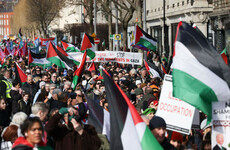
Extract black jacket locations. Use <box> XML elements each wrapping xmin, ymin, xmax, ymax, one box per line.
<box><xmin>18</xmin><ymin>100</ymin><xmax>31</xmax><ymax>116</ymax></box>
<box><xmin>161</xmin><ymin>138</ymin><xmax>177</xmax><ymax>150</ymax></box>
<box><xmin>21</xmin><ymin>82</ymin><xmax>37</xmax><ymax>100</ymax></box>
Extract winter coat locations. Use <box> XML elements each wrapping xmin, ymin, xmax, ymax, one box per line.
<box><xmin>21</xmin><ymin>82</ymin><xmax>37</xmax><ymax>100</ymax></box>
<box><xmin>18</xmin><ymin>100</ymin><xmax>31</xmax><ymax>116</ymax></box>
<box><xmin>12</xmin><ymin>137</ymin><xmax>49</xmax><ymax>150</ymax></box>
<box><xmin>45</xmin><ymin>113</ymin><xmax>101</xmax><ymax>150</ymax></box>
<box><xmin>10</xmin><ymin>88</ymin><xmax>22</xmax><ymax>114</ymax></box>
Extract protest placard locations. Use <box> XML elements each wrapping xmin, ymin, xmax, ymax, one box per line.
<box><xmin>156</xmin><ymin>74</ymin><xmax>195</xmax><ymax>135</ymax></box>
<box><xmin>69</xmin><ymin>51</ymin><xmax>143</xmax><ymax>65</ymax></box>
<box><xmin>212</xmin><ymin>101</ymin><xmax>230</xmax><ymax>150</ymax></box>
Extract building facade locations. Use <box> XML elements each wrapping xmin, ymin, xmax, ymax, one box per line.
<box><xmin>146</xmin><ymin>0</ymin><xmax>213</xmax><ymax>57</ymax></box>
<box><xmin>209</xmin><ymin>0</ymin><xmax>230</xmax><ymax>52</ymax></box>
<box><xmin>0</xmin><ymin>10</ymin><xmax>13</xmax><ymax>39</ymax></box>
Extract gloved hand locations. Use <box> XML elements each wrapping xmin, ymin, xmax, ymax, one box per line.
<box><xmin>59</xmin><ymin>107</ymin><xmax>69</xmax><ymax>115</ymax></box>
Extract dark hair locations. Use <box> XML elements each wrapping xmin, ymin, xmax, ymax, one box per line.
<box><xmin>20</xmin><ymin>117</ymin><xmax>44</xmax><ymax>137</ymax></box>
<box><xmin>12</xmin><ymin>80</ymin><xmax>21</xmax><ymax>87</ymax></box>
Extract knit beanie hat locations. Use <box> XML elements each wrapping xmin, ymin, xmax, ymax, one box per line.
<box><xmin>149</xmin><ymin>116</ymin><xmax>166</xmax><ymax>130</ymax></box>
<box><xmin>147</xmin><ymin>97</ymin><xmax>158</xmax><ymax>106</ymax></box>
<box><xmin>171</xmin><ymin>131</ymin><xmax>183</xmax><ymax>143</ymax></box>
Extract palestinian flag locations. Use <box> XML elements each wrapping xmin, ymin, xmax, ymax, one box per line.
<box><xmin>85</xmin><ymin>93</ymin><xmax>110</xmax><ymax>140</ymax></box>
<box><xmin>133</xmin><ymin>25</ymin><xmax>157</xmax><ymax>51</ymax></box>
<box><xmin>4</xmin><ymin>47</ymin><xmax>10</xmax><ymax>56</ymax></box>
<box><xmin>29</xmin><ymin>50</ymin><xmax>52</xmax><ymax>68</ymax></box>
<box><xmin>80</xmin><ymin>33</ymin><xmax>95</xmax><ymax>59</ymax></box>
<box><xmin>40</xmin><ymin>37</ymin><xmax>55</xmax><ymax>46</ymax></box>
<box><xmin>56</xmin><ymin>45</ymin><xmax>80</xmax><ymax>66</ymax></box>
<box><xmin>47</xmin><ymin>42</ymin><xmax>79</xmax><ymax>70</ymax></box>
<box><xmin>102</xmin><ymin>69</ymin><xmax>163</xmax><ymax>150</ymax></box>
<box><xmin>220</xmin><ymin>47</ymin><xmax>228</xmax><ymax>65</ymax></box>
<box><xmin>172</xmin><ymin>22</ymin><xmax>230</xmax><ymax>123</ymax></box>
<box><xmin>72</xmin><ymin>50</ymin><xmax>87</xmax><ymax>90</ymax></box>
<box><xmin>15</xmin><ymin>62</ymin><xmax>27</xmax><ymax>84</ymax></box>
<box><xmin>144</xmin><ymin>60</ymin><xmax>163</xmax><ymax>79</ymax></box>
<box><xmin>61</xmin><ymin>41</ymin><xmax>79</xmax><ymax>52</ymax></box>
<box><xmin>161</xmin><ymin>64</ymin><xmax>167</xmax><ymax>74</ymax></box>
<box><xmin>88</xmin><ymin>61</ymin><xmax>96</xmax><ymax>72</ymax></box>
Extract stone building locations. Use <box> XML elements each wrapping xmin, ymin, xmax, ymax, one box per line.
<box><xmin>146</xmin><ymin>0</ymin><xmax>213</xmax><ymax>57</ymax></box>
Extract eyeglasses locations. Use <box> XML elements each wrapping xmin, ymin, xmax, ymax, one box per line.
<box><xmin>97</xmin><ymin>82</ymin><xmax>101</xmax><ymax>85</ymax></box>
<box><xmin>77</xmin><ymin>94</ymin><xmax>83</xmax><ymax>97</ymax></box>
<box><xmin>52</xmin><ymin>76</ymin><xmax>57</xmax><ymax>77</ymax></box>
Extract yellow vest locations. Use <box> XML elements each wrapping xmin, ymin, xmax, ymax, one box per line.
<box><xmin>2</xmin><ymin>80</ymin><xmax>12</xmax><ymax>98</ymax></box>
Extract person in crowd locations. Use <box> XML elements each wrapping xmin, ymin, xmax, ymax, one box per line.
<box><xmin>149</xmin><ymin>116</ymin><xmax>176</xmax><ymax>150</ymax></box>
<box><xmin>33</xmin><ymin>81</ymin><xmax>46</xmax><ymax>104</ymax></box>
<box><xmin>50</xmin><ymin>72</ymin><xmax>60</xmax><ymax>88</ymax></box>
<box><xmin>18</xmin><ymin>92</ymin><xmax>31</xmax><ymax>116</ymax></box>
<box><xmin>139</xmin><ymin>87</ymin><xmax>156</xmax><ymax>111</ymax></box>
<box><xmin>21</xmin><ymin>75</ymin><xmax>37</xmax><ymax>101</ymax></box>
<box><xmin>142</xmin><ymin>107</ymin><xmax>155</xmax><ymax>121</ymax></box>
<box><xmin>0</xmin><ymin>70</ymin><xmax>13</xmax><ymax>112</ymax></box>
<box><xmin>10</xmin><ymin>80</ymin><xmax>23</xmax><ymax>114</ymax></box>
<box><xmin>134</xmin><ymin>88</ymin><xmax>144</xmax><ymax>111</ymax></box>
<box><xmin>48</xmin><ymin>89</ymin><xmax>67</xmax><ymax>111</ymax></box>
<box><xmin>31</xmin><ymin>102</ymin><xmax>49</xmax><ymax>123</ymax></box>
<box><xmin>36</xmin><ymin>83</ymin><xmax>50</xmax><ymax>104</ymax></box>
<box><xmin>170</xmin><ymin>131</ymin><xmax>183</xmax><ymax>150</ymax></box>
<box><xmin>45</xmin><ymin>107</ymin><xmax>101</xmax><ymax>150</ymax></box>
<box><xmin>62</xmin><ymin>81</ymin><xmax>72</xmax><ymax>93</ymax></box>
<box><xmin>201</xmin><ymin>140</ymin><xmax>211</xmax><ymax>150</ymax></box>
<box><xmin>12</xmin><ymin>117</ymin><xmax>51</xmax><ymax>150</ymax></box>
<box><xmin>1</xmin><ymin>124</ymin><xmax>18</xmax><ymax>150</ymax></box>
<box><xmin>47</xmin><ymin>84</ymin><xmax>56</xmax><ymax>99</ymax></box>
<box><xmin>0</xmin><ymin>99</ymin><xmax>11</xmax><ymax>139</ymax></box>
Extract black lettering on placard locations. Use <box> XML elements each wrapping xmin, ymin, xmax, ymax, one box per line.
<box><xmin>131</xmin><ymin>59</ymin><xmax>139</xmax><ymax>63</ymax></box>
<box><xmin>117</xmin><ymin>52</ymin><xmax>125</xmax><ymax>58</ymax></box>
<box><xmin>225</xmin><ymin>102</ymin><xmax>230</xmax><ymax>108</ymax></box>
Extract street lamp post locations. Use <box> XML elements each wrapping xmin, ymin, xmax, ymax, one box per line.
<box><xmin>94</xmin><ymin>0</ymin><xmax>97</xmax><ymax>51</ymax></box>
<box><xmin>143</xmin><ymin>0</ymin><xmax>147</xmax><ymax>61</ymax></box>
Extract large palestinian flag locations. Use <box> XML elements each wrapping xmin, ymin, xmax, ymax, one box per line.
<box><xmin>71</xmin><ymin>51</ymin><xmax>87</xmax><ymax>90</ymax></box>
<box><xmin>47</xmin><ymin>42</ymin><xmax>79</xmax><ymax>70</ymax></box>
<box><xmin>15</xmin><ymin>62</ymin><xmax>27</xmax><ymax>84</ymax></box>
<box><xmin>103</xmin><ymin>69</ymin><xmax>162</xmax><ymax>150</ymax></box>
<box><xmin>29</xmin><ymin>50</ymin><xmax>52</xmax><ymax>68</ymax></box>
<box><xmin>85</xmin><ymin>93</ymin><xmax>110</xmax><ymax>140</ymax></box>
<box><xmin>61</xmin><ymin>41</ymin><xmax>79</xmax><ymax>52</ymax></box>
<box><xmin>80</xmin><ymin>33</ymin><xmax>95</xmax><ymax>59</ymax></box>
<box><xmin>133</xmin><ymin>25</ymin><xmax>157</xmax><ymax>51</ymax></box>
<box><xmin>172</xmin><ymin>21</ymin><xmax>230</xmax><ymax>123</ymax></box>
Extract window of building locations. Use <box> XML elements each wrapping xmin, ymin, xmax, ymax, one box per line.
<box><xmin>4</xmin><ymin>20</ymin><xmax>5</xmax><ymax>25</ymax></box>
<box><xmin>7</xmin><ymin>28</ymin><xmax>9</xmax><ymax>35</ymax></box>
<box><xmin>6</xmin><ymin>20</ymin><xmax>8</xmax><ymax>25</ymax></box>
<box><xmin>182</xmin><ymin>1</ymin><xmax>184</xmax><ymax>5</ymax></box>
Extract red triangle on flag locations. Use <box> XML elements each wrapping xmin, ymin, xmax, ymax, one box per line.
<box><xmin>80</xmin><ymin>34</ymin><xmax>93</xmax><ymax>51</ymax></box>
<box><xmin>15</xmin><ymin>62</ymin><xmax>27</xmax><ymax>83</ymax></box>
<box><xmin>88</xmin><ymin>61</ymin><xmax>96</xmax><ymax>72</ymax></box>
<box><xmin>47</xmin><ymin>42</ymin><xmax>58</xmax><ymax>58</ymax></box>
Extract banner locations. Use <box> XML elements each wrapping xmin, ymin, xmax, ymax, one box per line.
<box><xmin>156</xmin><ymin>74</ymin><xmax>195</xmax><ymax>135</ymax></box>
<box><xmin>212</xmin><ymin>101</ymin><xmax>230</xmax><ymax>150</ymax></box>
<box><xmin>69</xmin><ymin>51</ymin><xmax>143</xmax><ymax>65</ymax></box>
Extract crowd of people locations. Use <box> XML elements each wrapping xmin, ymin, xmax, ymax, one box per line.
<box><xmin>0</xmin><ymin>51</ymin><xmax>212</xmax><ymax>150</ymax></box>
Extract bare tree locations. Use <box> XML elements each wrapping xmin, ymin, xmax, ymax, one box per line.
<box><xmin>66</xmin><ymin>0</ymin><xmax>94</xmax><ymax>34</ymax></box>
<box><xmin>26</xmin><ymin>0</ymin><xmax>66</xmax><ymax>38</ymax></box>
<box><xmin>98</xmin><ymin>0</ymin><xmax>113</xmax><ymax>50</ymax></box>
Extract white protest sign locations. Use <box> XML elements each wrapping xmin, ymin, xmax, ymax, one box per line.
<box><xmin>68</xmin><ymin>51</ymin><xmax>143</xmax><ymax>65</ymax></box>
<box><xmin>156</xmin><ymin>74</ymin><xmax>195</xmax><ymax>135</ymax></box>
<box><xmin>212</xmin><ymin>101</ymin><xmax>230</xmax><ymax>150</ymax></box>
